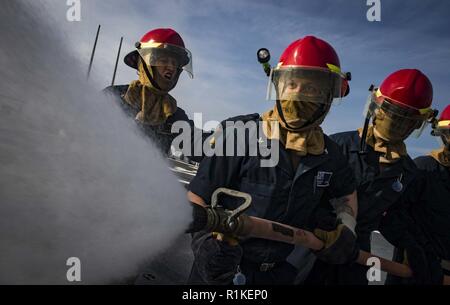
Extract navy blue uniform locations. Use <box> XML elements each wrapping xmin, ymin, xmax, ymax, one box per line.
<box><xmin>381</xmin><ymin>156</ymin><xmax>450</xmax><ymax>284</ymax></box>
<box><xmin>306</xmin><ymin>130</ymin><xmax>418</xmax><ymax>285</ymax></box>
<box><xmin>412</xmin><ymin>156</ymin><xmax>450</xmax><ymax>265</ymax></box>
<box><xmin>188</xmin><ymin>114</ymin><xmax>356</xmax><ymax>285</ymax></box>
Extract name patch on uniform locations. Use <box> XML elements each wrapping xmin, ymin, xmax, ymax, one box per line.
<box><xmin>315</xmin><ymin>171</ymin><xmax>333</xmax><ymax>187</ymax></box>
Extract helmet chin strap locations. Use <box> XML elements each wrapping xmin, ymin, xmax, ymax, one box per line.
<box><xmin>138</xmin><ymin>55</ymin><xmax>162</xmax><ymax>90</ymax></box>
<box><xmin>442</xmin><ymin>135</ymin><xmax>450</xmax><ymax>149</ymax></box>
<box><xmin>276</xmin><ymin>100</ymin><xmax>296</xmax><ymax>130</ymax></box>
<box><xmin>359</xmin><ymin>112</ymin><xmax>371</xmax><ymax>155</ymax></box>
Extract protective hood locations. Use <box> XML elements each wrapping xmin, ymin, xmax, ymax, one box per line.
<box><xmin>123</xmin><ymin>60</ymin><xmax>177</xmax><ymax>126</ymax></box>
<box><xmin>358</xmin><ymin>125</ymin><xmax>407</xmax><ymax>164</ymax></box>
<box><xmin>430</xmin><ymin>146</ymin><xmax>450</xmax><ymax>167</ymax></box>
<box><xmin>262</xmin><ymin>101</ymin><xmax>328</xmax><ymax>156</ymax></box>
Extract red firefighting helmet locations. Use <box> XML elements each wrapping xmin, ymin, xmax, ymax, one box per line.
<box><xmin>124</xmin><ymin>28</ymin><xmax>193</xmax><ymax>78</ymax></box>
<box><xmin>267</xmin><ymin>35</ymin><xmax>350</xmax><ymax>103</ymax></box>
<box><xmin>366</xmin><ymin>69</ymin><xmax>435</xmax><ymax>140</ymax></box>
<box><xmin>432</xmin><ymin>104</ymin><xmax>450</xmax><ymax>142</ymax></box>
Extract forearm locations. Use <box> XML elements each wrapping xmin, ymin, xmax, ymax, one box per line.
<box><xmin>188</xmin><ymin>190</ymin><xmax>207</xmax><ymax>206</ymax></box>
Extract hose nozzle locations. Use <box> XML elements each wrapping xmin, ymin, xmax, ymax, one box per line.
<box><xmin>186</xmin><ymin>188</ymin><xmax>252</xmax><ymax>235</ymax></box>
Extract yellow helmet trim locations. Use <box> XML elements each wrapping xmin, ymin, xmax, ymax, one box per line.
<box><xmin>375</xmin><ymin>88</ymin><xmax>383</xmax><ymax>98</ymax></box>
<box><xmin>376</xmin><ymin>88</ymin><xmax>431</xmax><ymax>114</ymax></box>
<box><xmin>419</xmin><ymin>107</ymin><xmax>432</xmax><ymax>115</ymax></box>
<box><xmin>139</xmin><ymin>41</ymin><xmax>163</xmax><ymax>49</ymax></box>
<box><xmin>326</xmin><ymin>63</ymin><xmax>341</xmax><ymax>74</ymax></box>
<box><xmin>438</xmin><ymin>120</ymin><xmax>450</xmax><ymax>128</ymax></box>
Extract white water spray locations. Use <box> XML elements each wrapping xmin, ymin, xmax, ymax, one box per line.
<box><xmin>0</xmin><ymin>0</ymin><xmax>190</xmax><ymax>284</ymax></box>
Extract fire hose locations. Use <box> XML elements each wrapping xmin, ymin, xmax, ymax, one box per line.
<box><xmin>188</xmin><ymin>187</ymin><xmax>450</xmax><ymax>285</ymax></box>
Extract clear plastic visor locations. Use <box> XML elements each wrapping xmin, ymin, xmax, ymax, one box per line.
<box><xmin>364</xmin><ymin>92</ymin><xmax>433</xmax><ymax>139</ymax></box>
<box><xmin>433</xmin><ymin>126</ymin><xmax>450</xmax><ymax>142</ymax></box>
<box><xmin>138</xmin><ymin>43</ymin><xmax>193</xmax><ymax>78</ymax></box>
<box><xmin>266</xmin><ymin>67</ymin><xmax>343</xmax><ymax>104</ymax></box>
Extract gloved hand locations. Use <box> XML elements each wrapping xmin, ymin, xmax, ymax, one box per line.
<box><xmin>192</xmin><ymin>232</ymin><xmax>243</xmax><ymax>285</ymax></box>
<box><xmin>403</xmin><ymin>243</ymin><xmax>444</xmax><ymax>285</ymax></box>
<box><xmin>313</xmin><ymin>221</ymin><xmax>359</xmax><ymax>265</ymax></box>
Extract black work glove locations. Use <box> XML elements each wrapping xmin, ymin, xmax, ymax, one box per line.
<box><xmin>403</xmin><ymin>242</ymin><xmax>444</xmax><ymax>285</ymax></box>
<box><xmin>192</xmin><ymin>232</ymin><xmax>243</xmax><ymax>285</ymax></box>
<box><xmin>313</xmin><ymin>220</ymin><xmax>359</xmax><ymax>265</ymax></box>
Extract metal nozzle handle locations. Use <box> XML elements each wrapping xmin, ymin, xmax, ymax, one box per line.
<box><xmin>211</xmin><ymin>187</ymin><xmax>252</xmax><ymax>220</ymax></box>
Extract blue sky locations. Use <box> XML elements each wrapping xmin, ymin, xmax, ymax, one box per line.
<box><xmin>51</xmin><ymin>0</ymin><xmax>450</xmax><ymax>157</ymax></box>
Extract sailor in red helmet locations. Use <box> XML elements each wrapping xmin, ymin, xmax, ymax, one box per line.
<box><xmin>187</xmin><ymin>36</ymin><xmax>358</xmax><ymax>285</ymax></box>
<box><xmin>380</xmin><ymin>104</ymin><xmax>450</xmax><ymax>285</ymax></box>
<box><xmin>105</xmin><ymin>28</ymin><xmax>201</xmax><ymax>160</ymax></box>
<box><xmin>430</xmin><ymin>105</ymin><xmax>450</xmax><ymax>163</ymax></box>
<box><xmin>306</xmin><ymin>69</ymin><xmax>438</xmax><ymax>284</ymax></box>
<box><xmin>104</xmin><ymin>28</ymin><xmax>206</xmax><ymax>285</ymax></box>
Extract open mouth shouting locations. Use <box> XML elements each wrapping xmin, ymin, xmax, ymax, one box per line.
<box><xmin>163</xmin><ymin>70</ymin><xmax>174</xmax><ymax>80</ymax></box>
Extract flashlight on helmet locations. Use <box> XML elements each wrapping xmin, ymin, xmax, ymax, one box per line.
<box><xmin>257</xmin><ymin>48</ymin><xmax>271</xmax><ymax>77</ymax></box>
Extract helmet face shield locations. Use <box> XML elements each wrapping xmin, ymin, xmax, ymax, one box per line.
<box><xmin>364</xmin><ymin>92</ymin><xmax>433</xmax><ymax>141</ymax></box>
<box><xmin>137</xmin><ymin>43</ymin><xmax>193</xmax><ymax>78</ymax></box>
<box><xmin>433</xmin><ymin>125</ymin><xmax>450</xmax><ymax>145</ymax></box>
<box><xmin>267</xmin><ymin>67</ymin><xmax>343</xmax><ymax>104</ymax></box>
<box><xmin>441</xmin><ymin>129</ymin><xmax>450</xmax><ymax>145</ymax></box>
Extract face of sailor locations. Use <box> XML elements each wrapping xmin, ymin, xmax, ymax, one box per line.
<box><xmin>153</xmin><ymin>56</ymin><xmax>180</xmax><ymax>91</ymax></box>
<box><xmin>278</xmin><ymin>76</ymin><xmax>326</xmax><ymax>101</ymax></box>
